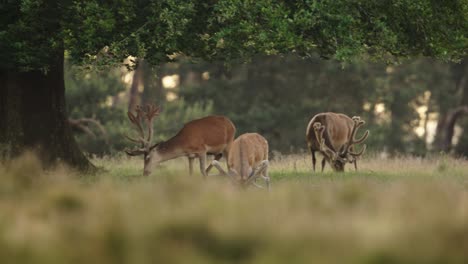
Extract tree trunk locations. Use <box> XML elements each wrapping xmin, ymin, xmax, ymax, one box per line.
<box><xmin>441</xmin><ymin>106</ymin><xmax>468</xmax><ymax>151</ymax></box>
<box><xmin>142</xmin><ymin>61</ymin><xmax>165</xmax><ymax>106</ymax></box>
<box><xmin>128</xmin><ymin>60</ymin><xmax>144</xmax><ymax>112</ymax></box>
<box><xmin>388</xmin><ymin>89</ymin><xmax>406</xmax><ymax>154</ymax></box>
<box><xmin>434</xmin><ymin>112</ymin><xmax>448</xmax><ymax>151</ymax></box>
<box><xmin>0</xmin><ymin>52</ymin><xmax>92</xmax><ymax>171</ymax></box>
<box><xmin>434</xmin><ymin>59</ymin><xmax>468</xmax><ymax>152</ymax></box>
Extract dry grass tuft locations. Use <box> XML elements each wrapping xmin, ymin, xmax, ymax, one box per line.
<box><xmin>0</xmin><ymin>153</ymin><xmax>467</xmax><ymax>263</ymax></box>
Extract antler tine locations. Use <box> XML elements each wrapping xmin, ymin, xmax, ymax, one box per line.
<box><xmin>124</xmin><ymin>147</ymin><xmax>147</xmax><ymax>156</ymax></box>
<box><xmin>353</xmin><ymin>130</ymin><xmax>369</xmax><ymax>145</ymax></box>
<box><xmin>125</xmin><ymin>105</ymin><xmax>151</xmax><ymax>148</ymax></box>
<box><xmin>343</xmin><ymin>116</ymin><xmax>369</xmax><ymax>157</ymax></box>
<box><xmin>125</xmin><ymin>105</ymin><xmax>158</xmax><ymax>150</ymax></box>
<box><xmin>348</xmin><ymin>144</ymin><xmax>367</xmax><ymax>156</ymax></box>
<box><xmin>146</xmin><ymin>104</ymin><xmax>161</xmax><ymax>119</ymax></box>
<box><xmin>130</xmin><ymin>106</ymin><xmax>146</xmax><ymax>136</ymax></box>
<box><xmin>313</xmin><ymin>123</ymin><xmax>337</xmax><ymax>161</ymax></box>
<box><xmin>349</xmin><ymin>116</ymin><xmax>369</xmax><ymax>144</ymax></box>
<box><xmin>143</xmin><ymin>104</ymin><xmax>160</xmax><ymax>143</ymax></box>
<box><xmin>124</xmin><ymin>134</ymin><xmax>145</xmax><ymax>144</ymax></box>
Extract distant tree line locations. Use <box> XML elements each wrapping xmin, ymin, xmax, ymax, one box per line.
<box><xmin>2</xmin><ymin>0</ymin><xmax>466</xmax><ymax>169</ymax></box>
<box><xmin>66</xmin><ymin>55</ymin><xmax>468</xmax><ymax>157</ymax></box>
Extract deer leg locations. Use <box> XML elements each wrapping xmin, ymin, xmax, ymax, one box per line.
<box><xmin>321</xmin><ymin>157</ymin><xmax>326</xmax><ymax>172</ymax></box>
<box><xmin>349</xmin><ymin>145</ymin><xmax>358</xmax><ymax>171</ymax></box>
<box><xmin>223</xmin><ymin>150</ymin><xmax>230</xmax><ymax>170</ymax></box>
<box><xmin>246</xmin><ymin>160</ymin><xmax>269</xmax><ymax>189</ymax></box>
<box><xmin>260</xmin><ymin>160</ymin><xmax>270</xmax><ymax>191</ymax></box>
<box><xmin>253</xmin><ymin>161</ymin><xmax>270</xmax><ymax>190</ymax></box>
<box><xmin>205</xmin><ymin>153</ymin><xmax>222</xmax><ymax>175</ymax></box>
<box><xmin>188</xmin><ymin>157</ymin><xmax>195</xmax><ymax>176</ymax></box>
<box><xmin>311</xmin><ymin>149</ymin><xmax>316</xmax><ymax>172</ymax></box>
<box><xmin>249</xmin><ymin>168</ymin><xmax>266</xmax><ymax>189</ymax></box>
<box><xmin>199</xmin><ymin>153</ymin><xmax>208</xmax><ymax>179</ymax></box>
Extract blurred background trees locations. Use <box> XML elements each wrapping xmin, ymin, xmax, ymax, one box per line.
<box><xmin>67</xmin><ymin>55</ymin><xmax>468</xmax><ymax>157</ymax></box>
<box><xmin>2</xmin><ymin>0</ymin><xmax>466</xmax><ymax>167</ymax></box>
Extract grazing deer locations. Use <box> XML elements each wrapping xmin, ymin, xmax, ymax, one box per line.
<box><xmin>306</xmin><ymin>113</ymin><xmax>369</xmax><ymax>172</ymax></box>
<box><xmin>211</xmin><ymin>133</ymin><xmax>270</xmax><ymax>189</ymax></box>
<box><xmin>124</xmin><ymin>104</ymin><xmax>236</xmax><ymax>177</ymax></box>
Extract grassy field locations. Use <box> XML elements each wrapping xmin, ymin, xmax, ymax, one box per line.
<box><xmin>1</xmin><ymin>152</ymin><xmax>468</xmax><ymax>264</ymax></box>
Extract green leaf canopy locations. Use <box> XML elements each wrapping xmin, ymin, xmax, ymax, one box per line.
<box><xmin>1</xmin><ymin>0</ymin><xmax>467</xmax><ymax>71</ymax></box>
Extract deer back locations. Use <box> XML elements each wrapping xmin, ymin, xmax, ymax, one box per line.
<box><xmin>161</xmin><ymin>115</ymin><xmax>236</xmax><ymax>154</ymax></box>
<box><xmin>228</xmin><ymin>133</ymin><xmax>268</xmax><ymax>179</ymax></box>
<box><xmin>306</xmin><ymin>112</ymin><xmax>353</xmax><ymax>152</ymax></box>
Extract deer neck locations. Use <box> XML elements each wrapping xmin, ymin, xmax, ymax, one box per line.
<box><xmin>153</xmin><ymin>137</ymin><xmax>185</xmax><ymax>162</ymax></box>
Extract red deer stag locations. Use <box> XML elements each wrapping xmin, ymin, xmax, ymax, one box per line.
<box><xmin>211</xmin><ymin>133</ymin><xmax>270</xmax><ymax>189</ymax></box>
<box><xmin>306</xmin><ymin>113</ymin><xmax>369</xmax><ymax>172</ymax></box>
<box><xmin>124</xmin><ymin>104</ymin><xmax>236</xmax><ymax>177</ymax></box>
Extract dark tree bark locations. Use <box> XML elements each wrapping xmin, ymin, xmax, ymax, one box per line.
<box><xmin>434</xmin><ymin>112</ymin><xmax>448</xmax><ymax>150</ymax></box>
<box><xmin>441</xmin><ymin>106</ymin><xmax>468</xmax><ymax>151</ymax></box>
<box><xmin>0</xmin><ymin>51</ymin><xmax>92</xmax><ymax>171</ymax></box>
<box><xmin>434</xmin><ymin>59</ymin><xmax>468</xmax><ymax>152</ymax></box>
<box><xmin>128</xmin><ymin>59</ymin><xmax>144</xmax><ymax>112</ymax></box>
<box><xmin>388</xmin><ymin>89</ymin><xmax>406</xmax><ymax>154</ymax></box>
<box><xmin>141</xmin><ymin>61</ymin><xmax>165</xmax><ymax>106</ymax></box>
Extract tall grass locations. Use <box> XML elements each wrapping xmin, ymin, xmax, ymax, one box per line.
<box><xmin>0</xmin><ymin>153</ymin><xmax>468</xmax><ymax>264</ymax></box>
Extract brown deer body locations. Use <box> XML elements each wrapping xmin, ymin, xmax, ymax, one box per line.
<box><xmin>125</xmin><ymin>105</ymin><xmax>236</xmax><ymax>177</ymax></box>
<box><xmin>306</xmin><ymin>112</ymin><xmax>369</xmax><ymax>172</ymax></box>
<box><xmin>211</xmin><ymin>133</ymin><xmax>270</xmax><ymax>189</ymax></box>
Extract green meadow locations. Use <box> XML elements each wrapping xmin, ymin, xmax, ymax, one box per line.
<box><xmin>1</xmin><ymin>153</ymin><xmax>467</xmax><ymax>264</ymax></box>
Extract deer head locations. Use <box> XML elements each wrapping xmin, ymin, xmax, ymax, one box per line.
<box><xmin>212</xmin><ymin>159</ymin><xmax>269</xmax><ymax>188</ymax></box>
<box><xmin>124</xmin><ymin>104</ymin><xmax>160</xmax><ymax>175</ymax></box>
<box><xmin>313</xmin><ymin>116</ymin><xmax>369</xmax><ymax>172</ymax></box>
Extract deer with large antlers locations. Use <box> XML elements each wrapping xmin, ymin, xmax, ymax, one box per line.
<box><xmin>210</xmin><ymin>133</ymin><xmax>270</xmax><ymax>189</ymax></box>
<box><xmin>306</xmin><ymin>113</ymin><xmax>369</xmax><ymax>172</ymax></box>
<box><xmin>125</xmin><ymin>104</ymin><xmax>236</xmax><ymax>177</ymax></box>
